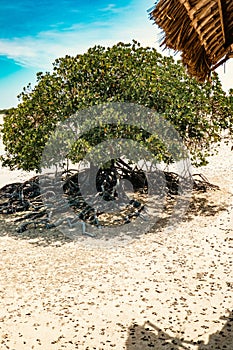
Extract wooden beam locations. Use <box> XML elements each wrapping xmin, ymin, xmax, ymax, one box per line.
<box><xmin>211</xmin><ymin>45</ymin><xmax>233</xmax><ymax>71</ymax></box>
<box><xmin>229</xmin><ymin>44</ymin><xmax>233</xmax><ymax>57</ymax></box>
<box><xmin>196</xmin><ymin>9</ymin><xmax>219</xmax><ymax>32</ymax></box>
<box><xmin>217</xmin><ymin>0</ymin><xmax>226</xmax><ymax>44</ymax></box>
<box><xmin>211</xmin><ymin>53</ymin><xmax>231</xmax><ymax>71</ymax></box>
<box><xmin>180</xmin><ymin>0</ymin><xmax>207</xmax><ymax>20</ymax></box>
<box><xmin>178</xmin><ymin>0</ymin><xmax>212</xmax><ymax>54</ymax></box>
<box><xmin>189</xmin><ymin>0</ymin><xmax>215</xmax><ymax>20</ymax></box>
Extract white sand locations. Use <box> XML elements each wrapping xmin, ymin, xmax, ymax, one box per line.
<box><xmin>0</xmin><ymin>113</ymin><xmax>232</xmax><ymax>349</ymax></box>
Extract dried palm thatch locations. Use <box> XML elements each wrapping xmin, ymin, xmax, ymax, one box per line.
<box><xmin>150</xmin><ymin>0</ymin><xmax>233</xmax><ymax>81</ymax></box>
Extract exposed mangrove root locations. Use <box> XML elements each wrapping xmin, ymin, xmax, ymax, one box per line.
<box><xmin>0</xmin><ymin>161</ymin><xmax>219</xmax><ymax>234</ymax></box>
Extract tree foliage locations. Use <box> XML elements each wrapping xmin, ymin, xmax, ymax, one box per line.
<box><xmin>0</xmin><ymin>109</ymin><xmax>10</xmax><ymax>114</ymax></box>
<box><xmin>1</xmin><ymin>41</ymin><xmax>232</xmax><ymax>171</ymax></box>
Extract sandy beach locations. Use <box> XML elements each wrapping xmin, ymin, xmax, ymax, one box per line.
<box><xmin>0</xmin><ymin>114</ymin><xmax>232</xmax><ymax>349</ymax></box>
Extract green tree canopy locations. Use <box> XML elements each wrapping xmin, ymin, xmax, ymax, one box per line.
<box><xmin>1</xmin><ymin>41</ymin><xmax>232</xmax><ymax>171</ymax></box>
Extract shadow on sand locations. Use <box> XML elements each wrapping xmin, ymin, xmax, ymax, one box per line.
<box><xmin>0</xmin><ymin>172</ymin><xmax>229</xmax><ymax>247</ymax></box>
<box><xmin>126</xmin><ymin>310</ymin><xmax>233</xmax><ymax>349</ymax></box>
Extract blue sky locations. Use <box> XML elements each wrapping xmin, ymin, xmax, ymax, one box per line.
<box><xmin>0</xmin><ymin>0</ymin><xmax>232</xmax><ymax>109</ymax></box>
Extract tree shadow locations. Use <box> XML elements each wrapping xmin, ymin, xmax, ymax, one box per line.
<box><xmin>125</xmin><ymin>310</ymin><xmax>233</xmax><ymax>349</ymax></box>
<box><xmin>149</xmin><ymin>190</ymin><xmax>229</xmax><ymax>234</ymax></box>
<box><xmin>125</xmin><ymin>321</ymin><xmax>182</xmax><ymax>349</ymax></box>
<box><xmin>0</xmin><ymin>191</ymin><xmax>228</xmax><ymax>247</ymax></box>
<box><xmin>199</xmin><ymin>310</ymin><xmax>233</xmax><ymax>350</ymax></box>
<box><xmin>0</xmin><ymin>215</ymin><xmax>73</xmax><ymax>247</ymax></box>
<box><xmin>0</xmin><ymin>172</ymin><xmax>230</xmax><ymax>246</ymax></box>
<box><xmin>185</xmin><ymin>193</ymin><xmax>228</xmax><ymax>220</ymax></box>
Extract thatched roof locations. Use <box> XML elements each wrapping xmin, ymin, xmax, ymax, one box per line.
<box><xmin>150</xmin><ymin>0</ymin><xmax>233</xmax><ymax>81</ymax></box>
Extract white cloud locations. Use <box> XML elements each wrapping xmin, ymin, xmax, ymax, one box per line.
<box><xmin>0</xmin><ymin>16</ymin><xmax>161</xmax><ymax>71</ymax></box>
<box><xmin>0</xmin><ymin>0</ymin><xmax>162</xmax><ymax>72</ymax></box>
<box><xmin>100</xmin><ymin>4</ymin><xmax>117</xmax><ymax>11</ymax></box>
<box><xmin>1</xmin><ymin>22</ymin><xmax>231</xmax><ymax>94</ymax></box>
<box><xmin>1</xmin><ymin>21</ymin><xmax>232</xmax><ymax>94</ymax></box>
<box><xmin>0</xmin><ymin>0</ymin><xmax>231</xmax><ymax>110</ymax></box>
<box><xmin>99</xmin><ymin>3</ymin><xmax>128</xmax><ymax>13</ymax></box>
